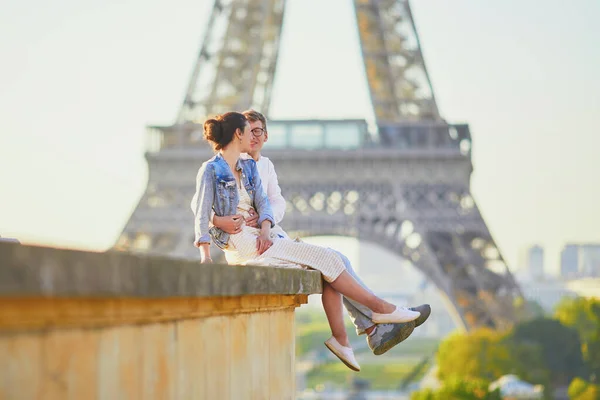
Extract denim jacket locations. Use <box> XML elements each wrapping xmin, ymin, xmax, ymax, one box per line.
<box><xmin>191</xmin><ymin>153</ymin><xmax>275</xmax><ymax>249</ymax></box>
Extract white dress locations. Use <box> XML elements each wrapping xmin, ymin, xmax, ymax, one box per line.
<box><xmin>223</xmin><ymin>183</ymin><xmax>346</xmax><ymax>282</ymax></box>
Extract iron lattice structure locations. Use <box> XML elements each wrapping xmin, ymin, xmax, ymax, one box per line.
<box><xmin>116</xmin><ymin>0</ymin><xmax>524</xmax><ymax>331</ymax></box>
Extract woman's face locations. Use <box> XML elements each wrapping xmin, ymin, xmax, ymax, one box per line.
<box><xmin>238</xmin><ymin>122</ymin><xmax>253</xmax><ymax>153</ymax></box>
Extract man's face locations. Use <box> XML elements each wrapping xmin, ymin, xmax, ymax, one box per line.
<box><xmin>249</xmin><ymin>119</ymin><xmax>268</xmax><ymax>153</ymax></box>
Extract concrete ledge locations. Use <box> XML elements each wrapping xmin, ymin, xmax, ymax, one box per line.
<box><xmin>0</xmin><ymin>295</ymin><xmax>310</xmax><ymax>331</ymax></box>
<box><xmin>0</xmin><ymin>242</ymin><xmax>323</xmax><ymax>298</ymax></box>
<box><xmin>0</xmin><ymin>242</ymin><xmax>311</xmax><ymax>398</ymax></box>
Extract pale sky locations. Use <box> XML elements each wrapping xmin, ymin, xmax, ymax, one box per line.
<box><xmin>0</xmin><ymin>0</ymin><xmax>599</xmax><ymax>276</ymax></box>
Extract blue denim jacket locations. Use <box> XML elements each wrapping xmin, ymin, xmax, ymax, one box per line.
<box><xmin>191</xmin><ymin>153</ymin><xmax>275</xmax><ymax>249</ymax></box>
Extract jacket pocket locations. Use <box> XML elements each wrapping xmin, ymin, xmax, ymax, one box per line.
<box><xmin>217</xmin><ymin>179</ymin><xmax>236</xmax><ymax>200</ymax></box>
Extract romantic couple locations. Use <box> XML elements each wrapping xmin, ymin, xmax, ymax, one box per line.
<box><xmin>191</xmin><ymin>110</ymin><xmax>430</xmax><ymax>371</ymax></box>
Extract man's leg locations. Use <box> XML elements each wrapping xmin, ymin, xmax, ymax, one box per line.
<box><xmin>330</xmin><ymin>249</ymin><xmax>377</xmax><ymax>335</ymax></box>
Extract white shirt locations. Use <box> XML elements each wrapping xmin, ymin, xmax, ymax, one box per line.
<box><xmin>241</xmin><ymin>154</ymin><xmax>286</xmax><ymax>224</ymax></box>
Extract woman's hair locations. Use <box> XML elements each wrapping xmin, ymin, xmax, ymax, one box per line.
<box><xmin>203</xmin><ymin>112</ymin><xmax>248</xmax><ymax>151</ymax></box>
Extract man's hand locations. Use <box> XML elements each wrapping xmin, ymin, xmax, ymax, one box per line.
<box><xmin>245</xmin><ymin>207</ymin><xmax>259</xmax><ymax>228</ymax></box>
<box><xmin>256</xmin><ymin>232</ymin><xmax>273</xmax><ymax>255</ymax></box>
<box><xmin>213</xmin><ymin>214</ymin><xmax>244</xmax><ymax>235</ymax></box>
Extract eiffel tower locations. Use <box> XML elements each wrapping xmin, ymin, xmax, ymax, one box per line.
<box><xmin>115</xmin><ymin>0</ymin><xmax>524</xmax><ymax>331</ymax></box>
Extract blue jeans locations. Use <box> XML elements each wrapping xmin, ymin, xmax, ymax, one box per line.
<box><xmin>331</xmin><ymin>249</ymin><xmax>375</xmax><ymax>335</ymax></box>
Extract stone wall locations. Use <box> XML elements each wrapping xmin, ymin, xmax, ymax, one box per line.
<box><xmin>0</xmin><ymin>242</ymin><xmax>322</xmax><ymax>399</ymax></box>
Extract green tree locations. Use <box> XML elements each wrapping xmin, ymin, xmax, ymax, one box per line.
<box><xmin>504</xmin><ymin>338</ymin><xmax>550</xmax><ymax>386</ymax></box>
<box><xmin>411</xmin><ymin>377</ymin><xmax>501</xmax><ymax>400</ymax></box>
<box><xmin>436</xmin><ymin>328</ymin><xmax>547</xmax><ymax>385</ymax></box>
<box><xmin>436</xmin><ymin>329</ymin><xmax>514</xmax><ymax>382</ymax></box>
<box><xmin>554</xmin><ymin>297</ymin><xmax>600</xmax><ymax>381</ymax></box>
<box><xmin>586</xmin><ymin>329</ymin><xmax>600</xmax><ymax>382</ymax></box>
<box><xmin>554</xmin><ymin>297</ymin><xmax>599</xmax><ymax>344</ymax></box>
<box><xmin>526</xmin><ymin>299</ymin><xmax>547</xmax><ymax>318</ymax></box>
<box><xmin>514</xmin><ymin>296</ymin><xmax>547</xmax><ymax>320</ymax></box>
<box><xmin>509</xmin><ymin>317</ymin><xmax>585</xmax><ymax>386</ymax></box>
<box><xmin>568</xmin><ymin>377</ymin><xmax>600</xmax><ymax>400</ymax></box>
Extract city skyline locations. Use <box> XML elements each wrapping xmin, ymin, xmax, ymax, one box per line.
<box><xmin>1</xmin><ymin>0</ymin><xmax>599</xmax><ymax>276</ymax></box>
<box><xmin>518</xmin><ymin>242</ymin><xmax>600</xmax><ymax>279</ymax></box>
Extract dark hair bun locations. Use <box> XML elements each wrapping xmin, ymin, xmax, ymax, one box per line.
<box><xmin>202</xmin><ymin>112</ymin><xmax>247</xmax><ymax>151</ymax></box>
<box><xmin>203</xmin><ymin>118</ymin><xmax>223</xmax><ymax>144</ymax></box>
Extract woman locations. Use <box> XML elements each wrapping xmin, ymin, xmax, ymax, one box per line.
<box><xmin>191</xmin><ymin>112</ymin><xmax>420</xmax><ymax>371</ymax></box>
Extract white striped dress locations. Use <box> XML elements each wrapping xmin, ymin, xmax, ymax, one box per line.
<box><xmin>223</xmin><ymin>184</ymin><xmax>346</xmax><ymax>282</ymax></box>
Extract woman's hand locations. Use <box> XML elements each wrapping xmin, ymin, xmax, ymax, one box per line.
<box><xmin>245</xmin><ymin>207</ymin><xmax>260</xmax><ymax>228</ymax></box>
<box><xmin>213</xmin><ymin>214</ymin><xmax>244</xmax><ymax>234</ymax></box>
<box><xmin>256</xmin><ymin>232</ymin><xmax>273</xmax><ymax>255</ymax></box>
<box><xmin>199</xmin><ymin>243</ymin><xmax>212</xmax><ymax>264</ymax></box>
<box><xmin>256</xmin><ymin>220</ymin><xmax>273</xmax><ymax>255</ymax></box>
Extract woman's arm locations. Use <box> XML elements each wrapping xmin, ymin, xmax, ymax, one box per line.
<box><xmin>243</xmin><ymin>159</ymin><xmax>285</xmax><ymax>228</ymax></box>
<box><xmin>256</xmin><ymin>219</ymin><xmax>273</xmax><ymax>255</ymax></box>
<box><xmin>266</xmin><ymin>158</ymin><xmax>286</xmax><ymax>224</ymax></box>
<box><xmin>198</xmin><ymin>243</ymin><xmax>212</xmax><ymax>263</ymax></box>
<box><xmin>250</xmin><ymin>160</ymin><xmax>275</xmax><ymax>255</ymax></box>
<box><xmin>250</xmin><ymin>161</ymin><xmax>275</xmax><ymax>228</ymax></box>
<box><xmin>191</xmin><ymin>163</ymin><xmax>216</xmax><ymax>248</ymax></box>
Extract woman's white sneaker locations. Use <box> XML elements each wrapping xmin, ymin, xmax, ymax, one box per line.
<box><xmin>371</xmin><ymin>306</ymin><xmax>420</xmax><ymax>324</ymax></box>
<box><xmin>324</xmin><ymin>336</ymin><xmax>361</xmax><ymax>372</ymax></box>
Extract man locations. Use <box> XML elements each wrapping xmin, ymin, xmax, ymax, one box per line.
<box><xmin>212</xmin><ymin>110</ymin><xmax>431</xmax><ymax>355</ymax></box>
<box><xmin>211</xmin><ymin>109</ymin><xmax>286</xmax><ymax>235</ymax></box>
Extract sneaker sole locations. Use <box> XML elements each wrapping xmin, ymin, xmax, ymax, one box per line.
<box><xmin>413</xmin><ymin>305</ymin><xmax>432</xmax><ymax>328</ymax></box>
<box><xmin>324</xmin><ymin>342</ymin><xmax>361</xmax><ymax>371</ymax></box>
<box><xmin>372</xmin><ymin>321</ymin><xmax>415</xmax><ymax>356</ymax></box>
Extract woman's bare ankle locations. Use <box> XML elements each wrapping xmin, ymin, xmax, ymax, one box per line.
<box><xmin>334</xmin><ymin>334</ymin><xmax>350</xmax><ymax>347</ymax></box>
<box><xmin>373</xmin><ymin>300</ymin><xmax>395</xmax><ymax>314</ymax></box>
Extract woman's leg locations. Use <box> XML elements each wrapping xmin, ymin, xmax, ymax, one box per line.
<box><xmin>329</xmin><ymin>271</ymin><xmax>396</xmax><ymax>315</ymax></box>
<box><xmin>322</xmin><ymin>281</ymin><xmax>350</xmax><ymax>347</ymax></box>
<box><xmin>254</xmin><ymin>238</ymin><xmax>418</xmax><ymax>321</ymax></box>
<box><xmin>330</xmin><ymin>249</ymin><xmax>376</xmax><ymax>335</ymax></box>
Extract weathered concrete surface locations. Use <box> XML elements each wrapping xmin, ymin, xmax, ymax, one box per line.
<box><xmin>0</xmin><ymin>242</ymin><xmax>323</xmax><ymax>297</ymax></box>
<box><xmin>0</xmin><ymin>242</ymin><xmax>320</xmax><ymax>399</ymax></box>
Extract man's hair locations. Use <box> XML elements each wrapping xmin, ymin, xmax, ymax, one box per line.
<box><xmin>242</xmin><ymin>109</ymin><xmax>267</xmax><ymax>130</ymax></box>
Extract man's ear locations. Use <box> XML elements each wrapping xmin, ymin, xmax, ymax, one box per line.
<box><xmin>264</xmin><ymin>132</ymin><xmax>268</xmax><ymax>143</ymax></box>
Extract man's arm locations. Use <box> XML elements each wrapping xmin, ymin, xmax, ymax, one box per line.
<box><xmin>213</xmin><ymin>214</ymin><xmax>244</xmax><ymax>234</ymax></box>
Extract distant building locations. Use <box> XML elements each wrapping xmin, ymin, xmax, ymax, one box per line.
<box><xmin>526</xmin><ymin>245</ymin><xmax>545</xmax><ymax>280</ymax></box>
<box><xmin>489</xmin><ymin>375</ymin><xmax>543</xmax><ymax>399</ymax></box>
<box><xmin>516</xmin><ymin>274</ymin><xmax>600</xmax><ymax>313</ymax></box>
<box><xmin>520</xmin><ymin>279</ymin><xmax>578</xmax><ymax>312</ymax></box>
<box><xmin>565</xmin><ymin>278</ymin><xmax>600</xmax><ymax>299</ymax></box>
<box><xmin>560</xmin><ymin>244</ymin><xmax>600</xmax><ymax>279</ymax></box>
<box><xmin>580</xmin><ymin>244</ymin><xmax>600</xmax><ymax>277</ymax></box>
<box><xmin>561</xmin><ymin>245</ymin><xmax>579</xmax><ymax>278</ymax></box>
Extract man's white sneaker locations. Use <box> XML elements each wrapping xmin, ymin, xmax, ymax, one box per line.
<box><xmin>371</xmin><ymin>306</ymin><xmax>420</xmax><ymax>324</ymax></box>
<box><xmin>324</xmin><ymin>336</ymin><xmax>361</xmax><ymax>371</ymax></box>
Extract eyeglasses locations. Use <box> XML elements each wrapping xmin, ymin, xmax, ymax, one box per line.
<box><xmin>251</xmin><ymin>127</ymin><xmax>266</xmax><ymax>137</ymax></box>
